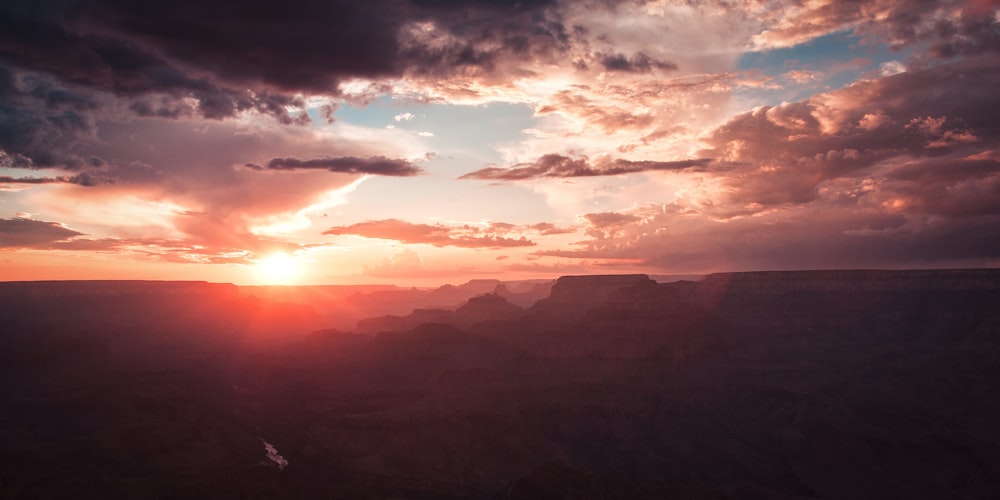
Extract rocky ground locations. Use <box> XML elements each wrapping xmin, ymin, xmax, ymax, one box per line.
<box><xmin>1</xmin><ymin>270</ymin><xmax>999</xmax><ymax>498</ymax></box>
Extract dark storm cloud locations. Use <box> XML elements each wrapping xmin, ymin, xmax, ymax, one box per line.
<box><xmin>0</xmin><ymin>1</ymin><xmax>396</xmax><ymax>93</ymax></box>
<box><xmin>0</xmin><ymin>81</ymin><xmax>124</xmax><ymax>170</ymax></box>
<box><xmin>877</xmin><ymin>0</ymin><xmax>1000</xmax><ymax>58</ymax></box>
<box><xmin>0</xmin><ymin>65</ymin><xmax>101</xmax><ymax>168</ymax></box>
<box><xmin>0</xmin><ymin>106</ymin><xmax>95</xmax><ymax>169</ymax></box>
<box><xmin>460</xmin><ymin>154</ymin><xmax>711</xmax><ymax>180</ymax></box>
<box><xmin>398</xmin><ymin>0</ymin><xmax>573</xmax><ymax>83</ymax></box>
<box><xmin>0</xmin><ymin>152</ymin><xmax>32</xmax><ymax>169</ymax></box>
<box><xmin>881</xmin><ymin>153</ymin><xmax>1000</xmax><ymax>218</ymax></box>
<box><xmin>923</xmin><ymin>13</ymin><xmax>1000</xmax><ymax>59</ymax></box>
<box><xmin>0</xmin><ymin>7</ymin><xmax>313</xmax><ymax>124</ymax></box>
<box><xmin>757</xmin><ymin>0</ymin><xmax>1000</xmax><ymax>58</ymax></box>
<box><xmin>0</xmin><ymin>0</ymin><xmax>569</xmax><ymax>98</ymax></box>
<box><xmin>597</xmin><ymin>52</ymin><xmax>677</xmax><ymax>73</ymax></box>
<box><xmin>409</xmin><ymin>0</ymin><xmax>557</xmax><ymax>8</ymax></box>
<box><xmin>324</xmin><ymin>218</ymin><xmax>535</xmax><ymax>248</ymax></box>
<box><xmin>0</xmin><ymin>0</ymin><xmax>577</xmax><ymax>171</ymax></box>
<box><xmin>0</xmin><ymin>173</ymin><xmax>101</xmax><ymax>186</ymax></box>
<box><xmin>128</xmin><ymin>97</ymin><xmax>194</xmax><ymax>119</ymax></box>
<box><xmin>248</xmin><ymin>157</ymin><xmax>422</xmax><ymax>176</ymax></box>
<box><xmin>0</xmin><ymin>217</ymin><xmax>83</xmax><ymax>248</ymax></box>
<box><xmin>1</xmin><ymin>0</ymin><xmax>993</xmax><ymax>128</ymax></box>
<box><xmin>0</xmin><ymin>176</ymin><xmax>62</xmax><ymax>184</ymax></box>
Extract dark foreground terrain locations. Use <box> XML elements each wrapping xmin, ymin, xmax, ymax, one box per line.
<box><xmin>1</xmin><ymin>270</ymin><xmax>999</xmax><ymax>499</ymax></box>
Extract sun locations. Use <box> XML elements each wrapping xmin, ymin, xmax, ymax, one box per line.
<box><xmin>253</xmin><ymin>252</ymin><xmax>303</xmax><ymax>285</ymax></box>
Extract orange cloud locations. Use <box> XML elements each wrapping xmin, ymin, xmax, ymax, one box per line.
<box><xmin>324</xmin><ymin>219</ymin><xmax>536</xmax><ymax>248</ymax></box>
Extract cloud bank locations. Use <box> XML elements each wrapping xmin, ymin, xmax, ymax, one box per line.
<box><xmin>461</xmin><ymin>154</ymin><xmax>712</xmax><ymax>180</ymax></box>
<box><xmin>1</xmin><ymin>0</ymin><xmax>998</xmax><ymax>280</ymax></box>
<box><xmin>324</xmin><ymin>219</ymin><xmax>536</xmax><ymax>248</ymax></box>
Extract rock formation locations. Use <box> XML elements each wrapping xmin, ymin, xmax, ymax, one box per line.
<box><xmin>2</xmin><ymin>269</ymin><xmax>999</xmax><ymax>498</ymax></box>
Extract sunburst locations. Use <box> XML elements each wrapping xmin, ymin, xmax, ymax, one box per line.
<box><xmin>253</xmin><ymin>252</ymin><xmax>302</xmax><ymax>285</ymax></box>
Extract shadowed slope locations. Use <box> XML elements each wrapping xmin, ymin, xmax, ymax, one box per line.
<box><xmin>2</xmin><ymin>270</ymin><xmax>999</xmax><ymax>498</ymax></box>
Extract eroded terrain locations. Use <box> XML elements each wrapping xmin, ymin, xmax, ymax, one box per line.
<box><xmin>2</xmin><ymin>270</ymin><xmax>999</xmax><ymax>498</ymax></box>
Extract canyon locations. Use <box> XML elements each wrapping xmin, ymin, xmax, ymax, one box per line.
<box><xmin>1</xmin><ymin>269</ymin><xmax>998</xmax><ymax>498</ymax></box>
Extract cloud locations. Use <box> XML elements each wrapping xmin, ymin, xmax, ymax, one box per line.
<box><xmin>397</xmin><ymin>1</ymin><xmax>572</xmax><ymax>83</ymax></box>
<box><xmin>583</xmin><ymin>212</ymin><xmax>640</xmax><ymax>229</ymax></box>
<box><xmin>6</xmin><ymin>114</ymin><xmax>427</xmax><ymax>263</ymax></box>
<box><xmin>526</xmin><ymin>54</ymin><xmax>1000</xmax><ymax>272</ymax></box>
<box><xmin>3</xmin><ymin>0</ymin><xmax>999</xmax><ymax>277</ymax></box>
<box><xmin>247</xmin><ymin>156</ymin><xmax>422</xmax><ymax>176</ymax></box>
<box><xmin>362</xmin><ymin>249</ymin><xmax>424</xmax><ymax>277</ymax></box>
<box><xmin>0</xmin><ymin>169</ymin><xmax>135</xmax><ymax>188</ymax></box>
<box><xmin>0</xmin><ymin>175</ymin><xmax>71</xmax><ymax>186</ymax></box>
<box><xmin>2</xmin><ymin>0</ymin><xmax>993</xmax><ymax>135</ymax></box>
<box><xmin>699</xmin><ymin>57</ymin><xmax>1000</xmax><ymax>209</ymax></box>
<box><xmin>0</xmin><ymin>66</ymin><xmax>102</xmax><ymax>169</ymax></box>
<box><xmin>597</xmin><ymin>51</ymin><xmax>677</xmax><ymax>73</ymax></box>
<box><xmin>0</xmin><ymin>2</ymin><xmax>390</xmax><ymax>96</ymax></box>
<box><xmin>324</xmin><ymin>218</ymin><xmax>536</xmax><ymax>248</ymax></box>
<box><xmin>0</xmin><ymin>217</ymin><xmax>83</xmax><ymax>248</ymax></box>
<box><xmin>530</xmin><ymin>222</ymin><xmax>575</xmax><ymax>235</ymax></box>
<box><xmin>0</xmin><ymin>1</ymin><xmax>779</xmax><ymax>172</ymax></box>
<box><xmin>534</xmin><ymin>90</ymin><xmax>657</xmax><ymax>132</ymax></box>
<box><xmin>750</xmin><ymin>0</ymin><xmax>1000</xmax><ymax>56</ymax></box>
<box><xmin>534</xmin><ymin>199</ymin><xmax>1000</xmax><ymax>273</ymax></box>
<box><xmin>460</xmin><ymin>154</ymin><xmax>712</xmax><ymax>180</ymax></box>
<box><xmin>0</xmin><ymin>214</ymin><xmax>284</xmax><ymax>263</ymax></box>
<box><xmin>0</xmin><ymin>0</ymin><xmax>590</xmax><ymax>185</ymax></box>
<box><xmin>0</xmin><ymin>0</ymin><xmax>574</xmax><ymax>104</ymax></box>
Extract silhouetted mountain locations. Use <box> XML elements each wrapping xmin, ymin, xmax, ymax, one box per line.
<box><xmin>0</xmin><ymin>280</ymin><xmax>323</xmax><ymax>335</ymax></box>
<box><xmin>356</xmin><ymin>293</ymin><xmax>524</xmax><ymax>333</ymax></box>
<box><xmin>3</xmin><ymin>270</ymin><xmax>1000</xmax><ymax>498</ymax></box>
<box><xmin>493</xmin><ymin>281</ymin><xmax>555</xmax><ymax>308</ymax></box>
<box><xmin>242</xmin><ymin>278</ymin><xmax>552</xmax><ymax>331</ymax></box>
<box><xmin>356</xmin><ymin>307</ymin><xmax>453</xmax><ymax>334</ymax></box>
<box><xmin>530</xmin><ymin>274</ymin><xmax>653</xmax><ymax>318</ymax></box>
<box><xmin>457</xmin><ymin>292</ymin><xmax>523</xmax><ymax>317</ymax></box>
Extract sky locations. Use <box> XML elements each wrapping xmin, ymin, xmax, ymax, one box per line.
<box><xmin>1</xmin><ymin>0</ymin><xmax>999</xmax><ymax>286</ymax></box>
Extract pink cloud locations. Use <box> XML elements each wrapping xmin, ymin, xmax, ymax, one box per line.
<box><xmin>700</xmin><ymin>57</ymin><xmax>1000</xmax><ymax>208</ymax></box>
<box><xmin>461</xmin><ymin>154</ymin><xmax>711</xmax><ymax>181</ymax></box>
<box><xmin>530</xmin><ymin>55</ymin><xmax>1000</xmax><ymax>272</ymax></box>
<box><xmin>324</xmin><ymin>219</ymin><xmax>536</xmax><ymax>248</ymax></box>
<box><xmin>752</xmin><ymin>0</ymin><xmax>1000</xmax><ymax>56</ymax></box>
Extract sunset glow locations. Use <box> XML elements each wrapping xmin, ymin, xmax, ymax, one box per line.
<box><xmin>1</xmin><ymin>1</ymin><xmax>998</xmax><ymax>285</ymax></box>
<box><xmin>3</xmin><ymin>3</ymin><xmax>1000</xmax><ymax>495</ymax></box>
<box><xmin>253</xmin><ymin>252</ymin><xmax>303</xmax><ymax>285</ymax></box>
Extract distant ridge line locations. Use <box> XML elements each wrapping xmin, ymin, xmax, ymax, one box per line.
<box><xmin>0</xmin><ymin>280</ymin><xmax>236</xmax><ymax>297</ymax></box>
<box><xmin>696</xmin><ymin>268</ymin><xmax>1000</xmax><ymax>290</ymax></box>
<box><xmin>1</xmin><ymin>268</ymin><xmax>997</xmax><ymax>292</ymax></box>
